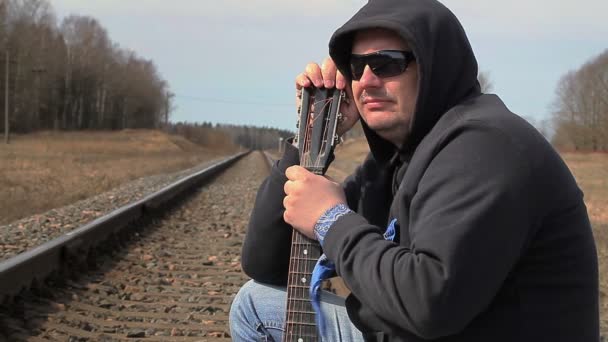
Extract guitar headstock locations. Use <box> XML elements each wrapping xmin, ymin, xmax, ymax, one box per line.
<box><xmin>294</xmin><ymin>87</ymin><xmax>344</xmax><ymax>175</ymax></box>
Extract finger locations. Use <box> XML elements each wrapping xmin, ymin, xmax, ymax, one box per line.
<box><xmin>285</xmin><ymin>165</ymin><xmax>299</xmax><ymax>180</ymax></box>
<box><xmin>336</xmin><ymin>69</ymin><xmax>347</xmax><ymax>90</ymax></box>
<box><xmin>282</xmin><ymin>195</ymin><xmax>290</xmax><ymax>209</ymax></box>
<box><xmin>321</xmin><ymin>57</ymin><xmax>337</xmax><ymax>89</ymax></box>
<box><xmin>286</xmin><ymin>165</ymin><xmax>308</xmax><ymax>180</ymax></box>
<box><xmin>283</xmin><ymin>208</ymin><xmax>293</xmax><ymax>225</ymax></box>
<box><xmin>284</xmin><ymin>180</ymin><xmax>294</xmax><ymax>194</ymax></box>
<box><xmin>305</xmin><ymin>63</ymin><xmax>323</xmax><ymax>88</ymax></box>
<box><xmin>295</xmin><ymin>73</ymin><xmax>312</xmax><ymax>89</ymax></box>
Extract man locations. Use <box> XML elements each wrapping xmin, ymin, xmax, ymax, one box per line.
<box><xmin>230</xmin><ymin>0</ymin><xmax>599</xmax><ymax>341</ymax></box>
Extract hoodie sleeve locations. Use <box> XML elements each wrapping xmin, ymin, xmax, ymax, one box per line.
<box><xmin>240</xmin><ymin>144</ymin><xmax>299</xmax><ymax>285</ymax></box>
<box><xmin>323</xmin><ymin>124</ymin><xmax>535</xmax><ymax>338</ymax></box>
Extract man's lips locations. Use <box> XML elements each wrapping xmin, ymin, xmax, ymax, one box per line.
<box><xmin>362</xmin><ymin>97</ymin><xmax>392</xmax><ymax>106</ymax></box>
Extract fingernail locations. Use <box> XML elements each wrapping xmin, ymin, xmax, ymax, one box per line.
<box><xmin>336</xmin><ymin>79</ymin><xmax>345</xmax><ymax>89</ymax></box>
<box><xmin>324</xmin><ymin>80</ymin><xmax>334</xmax><ymax>88</ymax></box>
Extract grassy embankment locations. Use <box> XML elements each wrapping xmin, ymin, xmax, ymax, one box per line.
<box><xmin>0</xmin><ymin>130</ymin><xmax>238</xmax><ymax>226</ymax></box>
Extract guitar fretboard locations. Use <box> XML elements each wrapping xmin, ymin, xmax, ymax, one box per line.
<box><xmin>284</xmin><ymin>87</ymin><xmax>342</xmax><ymax>342</ymax></box>
<box><xmin>284</xmin><ymin>228</ymin><xmax>322</xmax><ymax>342</ymax></box>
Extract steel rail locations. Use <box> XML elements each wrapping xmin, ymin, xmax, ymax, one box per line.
<box><xmin>0</xmin><ymin>151</ymin><xmax>249</xmax><ymax>302</ymax></box>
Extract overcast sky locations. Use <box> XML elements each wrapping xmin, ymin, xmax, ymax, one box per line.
<box><xmin>51</xmin><ymin>0</ymin><xmax>607</xmax><ymax>131</ymax></box>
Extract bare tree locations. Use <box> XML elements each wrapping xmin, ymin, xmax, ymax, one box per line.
<box><xmin>551</xmin><ymin>49</ymin><xmax>608</xmax><ymax>151</ymax></box>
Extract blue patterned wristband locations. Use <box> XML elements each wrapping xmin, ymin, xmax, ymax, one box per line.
<box><xmin>314</xmin><ymin>204</ymin><xmax>352</xmax><ymax>246</ymax></box>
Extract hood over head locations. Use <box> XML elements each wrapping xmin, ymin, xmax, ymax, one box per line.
<box><xmin>329</xmin><ymin>0</ymin><xmax>481</xmax><ymax>163</ymax></box>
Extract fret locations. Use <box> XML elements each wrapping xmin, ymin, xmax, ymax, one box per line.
<box><xmin>284</xmin><ymin>333</ymin><xmax>319</xmax><ymax>342</ymax></box>
<box><xmin>290</xmin><ymin>246</ymin><xmax>319</xmax><ymax>252</ymax></box>
<box><xmin>286</xmin><ymin>297</ymin><xmax>314</xmax><ymax>303</ymax></box>
<box><xmin>286</xmin><ymin>283</ymin><xmax>314</xmax><ymax>289</ymax></box>
<box><xmin>287</xmin><ymin>271</ymin><xmax>317</xmax><ymax>276</ymax></box>
<box><xmin>285</xmin><ymin>320</ymin><xmax>316</xmax><ymax>325</ymax></box>
<box><xmin>292</xmin><ymin>236</ymin><xmax>319</xmax><ymax>243</ymax></box>
<box><xmin>284</xmin><ymin>332</ymin><xmax>318</xmax><ymax>337</ymax></box>
<box><xmin>285</xmin><ymin>309</ymin><xmax>315</xmax><ymax>315</ymax></box>
<box><xmin>289</xmin><ymin>256</ymin><xmax>320</xmax><ymax>262</ymax></box>
<box><xmin>290</xmin><ymin>241</ymin><xmax>319</xmax><ymax>246</ymax></box>
<box><xmin>285</xmin><ymin>310</ymin><xmax>316</xmax><ymax>316</ymax></box>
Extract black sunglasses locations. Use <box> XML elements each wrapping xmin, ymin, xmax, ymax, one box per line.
<box><xmin>349</xmin><ymin>50</ymin><xmax>416</xmax><ymax>80</ymax></box>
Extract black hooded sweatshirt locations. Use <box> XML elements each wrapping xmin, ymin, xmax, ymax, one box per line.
<box><xmin>241</xmin><ymin>0</ymin><xmax>599</xmax><ymax>341</ymax></box>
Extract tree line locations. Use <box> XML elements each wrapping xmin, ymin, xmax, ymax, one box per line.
<box><xmin>0</xmin><ymin>0</ymin><xmax>172</xmax><ymax>140</ymax></box>
<box><xmin>167</xmin><ymin>122</ymin><xmax>293</xmax><ymax>151</ymax></box>
<box><xmin>551</xmin><ymin>49</ymin><xmax>608</xmax><ymax>151</ymax></box>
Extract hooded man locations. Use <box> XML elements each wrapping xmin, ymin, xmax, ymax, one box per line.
<box><xmin>229</xmin><ymin>0</ymin><xmax>599</xmax><ymax>341</ymax></box>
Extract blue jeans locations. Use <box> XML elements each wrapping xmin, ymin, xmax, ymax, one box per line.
<box><xmin>229</xmin><ymin>279</ymin><xmax>365</xmax><ymax>341</ymax></box>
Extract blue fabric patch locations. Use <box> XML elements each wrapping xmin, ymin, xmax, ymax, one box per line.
<box><xmin>310</xmin><ymin>217</ymin><xmax>397</xmax><ymax>337</ymax></box>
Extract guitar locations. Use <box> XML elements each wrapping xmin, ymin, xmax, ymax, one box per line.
<box><xmin>283</xmin><ymin>86</ymin><xmax>344</xmax><ymax>341</ymax></box>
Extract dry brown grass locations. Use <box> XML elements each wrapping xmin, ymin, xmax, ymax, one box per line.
<box><xmin>0</xmin><ymin>130</ymin><xmax>237</xmax><ymax>226</ymax></box>
<box><xmin>561</xmin><ymin>152</ymin><xmax>608</xmax><ymax>226</ymax></box>
<box><xmin>561</xmin><ymin>152</ymin><xmax>608</xmax><ymax>330</ymax></box>
<box><xmin>325</xmin><ymin>138</ymin><xmax>370</xmax><ymax>181</ymax></box>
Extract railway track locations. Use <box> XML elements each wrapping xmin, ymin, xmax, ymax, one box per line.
<box><xmin>0</xmin><ymin>151</ymin><xmax>270</xmax><ymax>341</ymax></box>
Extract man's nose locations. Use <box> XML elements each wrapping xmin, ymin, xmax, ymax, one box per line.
<box><xmin>358</xmin><ymin>65</ymin><xmax>382</xmax><ymax>88</ymax></box>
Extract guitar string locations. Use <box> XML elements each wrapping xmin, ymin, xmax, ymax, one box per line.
<box><xmin>302</xmin><ymin>96</ymin><xmax>335</xmax><ymax>170</ymax></box>
<box><xmin>315</xmin><ymin>97</ymin><xmax>334</xmax><ymax>171</ymax></box>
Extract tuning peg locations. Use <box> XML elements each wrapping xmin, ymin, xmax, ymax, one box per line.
<box><xmin>334</xmin><ymin>134</ymin><xmax>342</xmax><ymax>145</ymax></box>
<box><xmin>337</xmin><ymin>112</ymin><xmax>344</xmax><ymax>124</ymax></box>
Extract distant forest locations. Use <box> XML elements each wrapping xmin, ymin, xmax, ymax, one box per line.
<box><xmin>168</xmin><ymin>122</ymin><xmax>294</xmax><ymax>151</ymax></box>
<box><xmin>0</xmin><ymin>0</ymin><xmax>172</xmax><ymax>133</ymax></box>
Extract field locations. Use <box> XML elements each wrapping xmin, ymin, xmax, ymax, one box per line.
<box><xmin>561</xmin><ymin>152</ymin><xmax>608</xmax><ymax>330</ymax></box>
<box><xmin>0</xmin><ymin>130</ymin><xmax>237</xmax><ymax>226</ymax></box>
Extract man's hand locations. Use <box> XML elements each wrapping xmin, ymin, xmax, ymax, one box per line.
<box><xmin>295</xmin><ymin>57</ymin><xmax>359</xmax><ymax>136</ymax></box>
<box><xmin>283</xmin><ymin>165</ymin><xmax>347</xmax><ymax>239</ymax></box>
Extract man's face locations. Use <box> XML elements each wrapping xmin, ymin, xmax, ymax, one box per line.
<box><xmin>351</xmin><ymin>29</ymin><xmax>419</xmax><ymax>147</ymax></box>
